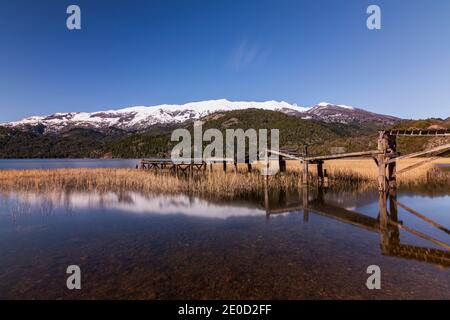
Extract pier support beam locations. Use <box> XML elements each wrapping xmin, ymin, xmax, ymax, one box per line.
<box><xmin>302</xmin><ymin>146</ymin><xmax>309</xmax><ymax>186</ymax></box>
<box><xmin>302</xmin><ymin>161</ymin><xmax>309</xmax><ymax>185</ymax></box>
<box><xmin>264</xmin><ymin>183</ymin><xmax>270</xmax><ymax>219</ymax></box>
<box><xmin>378</xmin><ymin>191</ymin><xmax>389</xmax><ymax>250</ymax></box>
<box><xmin>387</xmin><ymin>135</ymin><xmax>397</xmax><ymax>190</ymax></box>
<box><xmin>317</xmin><ymin>160</ymin><xmax>324</xmax><ymax>185</ymax></box>
<box><xmin>302</xmin><ymin>186</ymin><xmax>309</xmax><ymax>222</ymax></box>
<box><xmin>189</xmin><ymin>164</ymin><xmax>194</xmax><ymax>180</ymax></box>
<box><xmin>377</xmin><ymin>132</ymin><xmax>388</xmax><ymax>192</ymax></box>
<box><xmin>388</xmin><ymin>189</ymin><xmax>400</xmax><ymax>246</ymax></box>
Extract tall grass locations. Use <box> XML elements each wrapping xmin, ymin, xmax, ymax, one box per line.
<box><xmin>0</xmin><ymin>169</ymin><xmax>298</xmax><ymax>198</ymax></box>
<box><xmin>284</xmin><ymin>158</ymin><xmax>450</xmax><ymax>185</ymax></box>
<box><xmin>0</xmin><ymin>157</ymin><xmax>448</xmax><ymax>197</ymax></box>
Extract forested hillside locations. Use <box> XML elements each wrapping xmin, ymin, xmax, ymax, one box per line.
<box><xmin>0</xmin><ymin>110</ymin><xmax>448</xmax><ymax>158</ymax></box>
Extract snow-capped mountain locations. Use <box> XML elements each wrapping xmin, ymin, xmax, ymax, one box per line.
<box><xmin>304</xmin><ymin>102</ymin><xmax>400</xmax><ymax>124</ymax></box>
<box><xmin>1</xmin><ymin>99</ymin><xmax>400</xmax><ymax>134</ymax></box>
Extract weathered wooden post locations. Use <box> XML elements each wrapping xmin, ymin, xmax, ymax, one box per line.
<box><xmin>317</xmin><ymin>160</ymin><xmax>324</xmax><ymax>185</ymax></box>
<box><xmin>264</xmin><ymin>149</ymin><xmax>269</xmax><ymax>184</ymax></box>
<box><xmin>278</xmin><ymin>157</ymin><xmax>286</xmax><ymax>173</ymax></box>
<box><xmin>189</xmin><ymin>163</ymin><xmax>194</xmax><ymax>181</ymax></box>
<box><xmin>208</xmin><ymin>161</ymin><xmax>213</xmax><ymax>173</ymax></box>
<box><xmin>302</xmin><ymin>185</ymin><xmax>309</xmax><ymax>223</ymax></box>
<box><xmin>223</xmin><ymin>160</ymin><xmax>227</xmax><ymax>173</ymax></box>
<box><xmin>264</xmin><ymin>183</ymin><xmax>270</xmax><ymax>218</ymax></box>
<box><xmin>301</xmin><ymin>145</ymin><xmax>309</xmax><ymax>185</ymax></box>
<box><xmin>378</xmin><ymin>190</ymin><xmax>389</xmax><ymax>250</ymax></box>
<box><xmin>387</xmin><ymin>134</ymin><xmax>397</xmax><ymax>190</ymax></box>
<box><xmin>323</xmin><ymin>169</ymin><xmax>329</xmax><ymax>187</ymax></box>
<box><xmin>377</xmin><ymin>131</ymin><xmax>388</xmax><ymax>192</ymax></box>
<box><xmin>388</xmin><ymin>189</ymin><xmax>400</xmax><ymax>246</ymax></box>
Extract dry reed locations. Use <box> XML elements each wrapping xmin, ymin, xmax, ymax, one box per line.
<box><xmin>0</xmin><ymin>157</ymin><xmax>448</xmax><ymax>197</ymax></box>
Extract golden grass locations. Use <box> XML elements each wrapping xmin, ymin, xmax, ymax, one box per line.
<box><xmin>283</xmin><ymin>157</ymin><xmax>450</xmax><ymax>185</ymax></box>
<box><xmin>0</xmin><ymin>157</ymin><xmax>448</xmax><ymax>197</ymax></box>
<box><xmin>323</xmin><ymin>158</ymin><xmax>450</xmax><ymax>181</ymax></box>
<box><xmin>0</xmin><ymin>169</ymin><xmax>298</xmax><ymax>198</ymax></box>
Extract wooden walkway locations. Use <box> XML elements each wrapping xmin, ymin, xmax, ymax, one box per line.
<box><xmin>386</xmin><ymin>129</ymin><xmax>450</xmax><ymax>136</ymax></box>
<box><xmin>264</xmin><ymin>190</ymin><xmax>450</xmax><ymax>267</ymax></box>
<box><xmin>269</xmin><ymin>129</ymin><xmax>450</xmax><ymax>191</ymax></box>
<box><xmin>139</xmin><ymin>129</ymin><xmax>450</xmax><ymax>192</ymax></box>
<box><xmin>136</xmin><ymin>129</ymin><xmax>450</xmax><ymax>263</ymax></box>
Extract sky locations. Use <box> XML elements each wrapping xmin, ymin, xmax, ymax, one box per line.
<box><xmin>1</xmin><ymin>0</ymin><xmax>450</xmax><ymax>122</ymax></box>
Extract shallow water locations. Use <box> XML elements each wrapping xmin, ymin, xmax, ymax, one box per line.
<box><xmin>0</xmin><ymin>159</ymin><xmax>139</xmax><ymax>170</ymax></box>
<box><xmin>0</xmin><ymin>186</ymin><xmax>448</xmax><ymax>299</ymax></box>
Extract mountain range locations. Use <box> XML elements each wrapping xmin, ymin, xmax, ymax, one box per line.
<box><xmin>1</xmin><ymin>99</ymin><xmax>400</xmax><ymax>134</ymax></box>
<box><xmin>1</xmin><ymin>99</ymin><xmax>448</xmax><ymax>159</ymax></box>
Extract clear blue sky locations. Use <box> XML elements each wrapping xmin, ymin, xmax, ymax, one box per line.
<box><xmin>1</xmin><ymin>0</ymin><xmax>449</xmax><ymax>122</ymax></box>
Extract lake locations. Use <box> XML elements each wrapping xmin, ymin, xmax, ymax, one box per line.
<box><xmin>0</xmin><ymin>185</ymin><xmax>448</xmax><ymax>299</ymax></box>
<box><xmin>0</xmin><ymin>159</ymin><xmax>139</xmax><ymax>170</ymax></box>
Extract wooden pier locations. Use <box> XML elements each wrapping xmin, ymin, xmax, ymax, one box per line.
<box><xmin>138</xmin><ymin>129</ymin><xmax>450</xmax><ymax>192</ymax></box>
<box><xmin>263</xmin><ymin>188</ymin><xmax>450</xmax><ymax>267</ymax></box>
<box><xmin>136</xmin><ymin>130</ymin><xmax>450</xmax><ymax>264</ymax></box>
<box><xmin>268</xmin><ymin>129</ymin><xmax>450</xmax><ymax>191</ymax></box>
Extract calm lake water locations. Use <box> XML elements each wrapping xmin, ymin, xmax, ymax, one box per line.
<box><xmin>0</xmin><ymin>159</ymin><xmax>139</xmax><ymax>170</ymax></box>
<box><xmin>0</xmin><ymin>185</ymin><xmax>448</xmax><ymax>299</ymax></box>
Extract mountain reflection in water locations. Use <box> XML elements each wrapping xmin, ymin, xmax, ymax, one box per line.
<box><xmin>0</xmin><ymin>186</ymin><xmax>449</xmax><ymax>299</ymax></box>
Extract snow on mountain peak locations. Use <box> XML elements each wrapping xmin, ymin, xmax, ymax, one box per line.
<box><xmin>317</xmin><ymin>102</ymin><xmax>355</xmax><ymax>110</ymax></box>
<box><xmin>2</xmin><ymin>99</ymin><xmax>310</xmax><ymax>133</ymax></box>
<box><xmin>1</xmin><ymin>99</ymin><xmax>399</xmax><ymax>134</ymax></box>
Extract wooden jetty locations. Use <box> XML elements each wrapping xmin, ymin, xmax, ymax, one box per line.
<box><xmin>264</xmin><ymin>188</ymin><xmax>450</xmax><ymax>267</ymax></box>
<box><xmin>139</xmin><ymin>129</ymin><xmax>450</xmax><ymax>191</ymax></box>
<box><xmin>269</xmin><ymin>129</ymin><xmax>450</xmax><ymax>191</ymax></box>
<box><xmin>137</xmin><ymin>129</ymin><xmax>450</xmax><ymax>262</ymax></box>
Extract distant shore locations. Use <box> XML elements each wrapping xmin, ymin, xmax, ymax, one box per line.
<box><xmin>0</xmin><ymin>158</ymin><xmax>448</xmax><ymax>198</ymax></box>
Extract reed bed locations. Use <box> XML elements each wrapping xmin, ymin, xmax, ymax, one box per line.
<box><xmin>0</xmin><ymin>169</ymin><xmax>299</xmax><ymax>198</ymax></box>
<box><xmin>0</xmin><ymin>157</ymin><xmax>448</xmax><ymax>197</ymax></box>
<box><xmin>284</xmin><ymin>157</ymin><xmax>450</xmax><ymax>185</ymax></box>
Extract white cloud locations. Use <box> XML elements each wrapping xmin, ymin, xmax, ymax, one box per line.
<box><xmin>228</xmin><ymin>38</ymin><xmax>271</xmax><ymax>70</ymax></box>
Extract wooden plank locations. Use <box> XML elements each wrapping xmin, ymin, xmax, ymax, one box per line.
<box><xmin>387</xmin><ymin>143</ymin><xmax>450</xmax><ymax>163</ymax></box>
<box><xmin>305</xmin><ymin>150</ymin><xmax>381</xmax><ymax>161</ymax></box>
<box><xmin>396</xmin><ymin>156</ymin><xmax>440</xmax><ymax>174</ymax></box>
<box><xmin>396</xmin><ymin>201</ymin><xmax>450</xmax><ymax>235</ymax></box>
<box><xmin>388</xmin><ymin>219</ymin><xmax>450</xmax><ymax>250</ymax></box>
<box><xmin>266</xmin><ymin>149</ymin><xmax>304</xmax><ymax>161</ymax></box>
<box><xmin>386</xmin><ymin>129</ymin><xmax>450</xmax><ymax>137</ymax></box>
<box><xmin>308</xmin><ymin>200</ymin><xmax>380</xmax><ymax>233</ymax></box>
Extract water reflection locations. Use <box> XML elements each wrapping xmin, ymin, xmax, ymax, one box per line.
<box><xmin>0</xmin><ymin>186</ymin><xmax>449</xmax><ymax>299</ymax></box>
<box><xmin>2</xmin><ymin>191</ymin><xmax>265</xmax><ymax>221</ymax></box>
<box><xmin>0</xmin><ymin>159</ymin><xmax>139</xmax><ymax>170</ymax></box>
<box><xmin>264</xmin><ymin>187</ymin><xmax>450</xmax><ymax>268</ymax></box>
<box><xmin>3</xmin><ymin>187</ymin><xmax>449</xmax><ymax>269</ymax></box>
